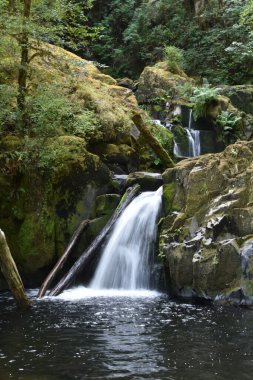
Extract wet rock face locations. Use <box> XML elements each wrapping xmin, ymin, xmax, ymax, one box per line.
<box><xmin>160</xmin><ymin>140</ymin><xmax>253</xmax><ymax>305</ymax></box>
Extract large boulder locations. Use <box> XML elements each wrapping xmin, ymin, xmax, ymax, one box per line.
<box><xmin>0</xmin><ymin>135</ymin><xmax>111</xmax><ymax>283</ymax></box>
<box><xmin>160</xmin><ymin>140</ymin><xmax>253</xmax><ymax>305</ymax></box>
<box><xmin>136</xmin><ymin>63</ymin><xmax>192</xmax><ymax>104</ymax></box>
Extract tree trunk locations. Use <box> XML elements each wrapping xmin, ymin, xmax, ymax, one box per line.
<box><xmin>0</xmin><ymin>229</ymin><xmax>31</xmax><ymax>309</ymax></box>
<box><xmin>49</xmin><ymin>185</ymin><xmax>140</xmax><ymax>297</ymax></box>
<box><xmin>17</xmin><ymin>0</ymin><xmax>32</xmax><ymax>125</ymax></box>
<box><xmin>38</xmin><ymin>219</ymin><xmax>90</xmax><ymax>299</ymax></box>
<box><xmin>8</xmin><ymin>0</ymin><xmax>16</xmax><ymax>13</ymax></box>
<box><xmin>132</xmin><ymin>113</ymin><xmax>175</xmax><ymax>168</ymax></box>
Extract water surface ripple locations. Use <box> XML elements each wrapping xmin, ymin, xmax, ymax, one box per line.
<box><xmin>0</xmin><ymin>288</ymin><xmax>253</xmax><ymax>380</ymax></box>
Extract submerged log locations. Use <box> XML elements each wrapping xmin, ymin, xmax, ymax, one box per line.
<box><xmin>50</xmin><ymin>185</ymin><xmax>140</xmax><ymax>296</ymax></box>
<box><xmin>132</xmin><ymin>113</ymin><xmax>175</xmax><ymax>168</ymax></box>
<box><xmin>0</xmin><ymin>229</ymin><xmax>31</xmax><ymax>309</ymax></box>
<box><xmin>38</xmin><ymin>219</ymin><xmax>90</xmax><ymax>299</ymax></box>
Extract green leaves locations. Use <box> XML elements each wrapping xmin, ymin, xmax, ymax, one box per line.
<box><xmin>190</xmin><ymin>85</ymin><xmax>220</xmax><ymax>120</ymax></box>
<box><xmin>164</xmin><ymin>45</ymin><xmax>184</xmax><ymax>74</ymax></box>
<box><xmin>217</xmin><ymin>110</ymin><xmax>242</xmax><ymax>136</ymax></box>
<box><xmin>86</xmin><ymin>0</ymin><xmax>252</xmax><ymax>84</ymax></box>
<box><xmin>216</xmin><ymin>110</ymin><xmax>242</xmax><ymax>145</ymax></box>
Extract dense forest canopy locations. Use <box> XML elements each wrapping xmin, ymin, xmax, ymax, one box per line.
<box><xmin>85</xmin><ymin>0</ymin><xmax>253</xmax><ymax>84</ymax></box>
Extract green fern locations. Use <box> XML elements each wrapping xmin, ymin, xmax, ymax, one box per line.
<box><xmin>190</xmin><ymin>85</ymin><xmax>220</xmax><ymax>120</ymax></box>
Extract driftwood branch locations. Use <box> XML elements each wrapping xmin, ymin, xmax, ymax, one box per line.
<box><xmin>50</xmin><ymin>185</ymin><xmax>140</xmax><ymax>296</ymax></box>
<box><xmin>38</xmin><ymin>219</ymin><xmax>90</xmax><ymax>299</ymax></box>
<box><xmin>132</xmin><ymin>113</ymin><xmax>175</xmax><ymax>168</ymax></box>
<box><xmin>0</xmin><ymin>229</ymin><xmax>31</xmax><ymax>309</ymax></box>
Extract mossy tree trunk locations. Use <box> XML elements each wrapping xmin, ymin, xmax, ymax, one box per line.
<box><xmin>0</xmin><ymin>229</ymin><xmax>31</xmax><ymax>309</ymax></box>
<box><xmin>17</xmin><ymin>0</ymin><xmax>32</xmax><ymax>127</ymax></box>
<box><xmin>132</xmin><ymin>113</ymin><xmax>175</xmax><ymax>168</ymax></box>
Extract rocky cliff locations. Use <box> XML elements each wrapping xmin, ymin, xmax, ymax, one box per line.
<box><xmin>160</xmin><ymin>140</ymin><xmax>253</xmax><ymax>305</ymax></box>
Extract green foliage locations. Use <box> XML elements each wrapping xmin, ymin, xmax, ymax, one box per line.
<box><xmin>164</xmin><ymin>45</ymin><xmax>184</xmax><ymax>74</ymax></box>
<box><xmin>27</xmin><ymin>85</ymin><xmax>73</xmax><ymax>137</ymax></box>
<box><xmin>0</xmin><ymin>0</ymin><xmax>98</xmax><ymax>131</ymax></box>
<box><xmin>190</xmin><ymin>85</ymin><xmax>220</xmax><ymax>120</ymax></box>
<box><xmin>0</xmin><ymin>85</ymin><xmax>17</xmax><ymax>132</ymax></box>
<box><xmin>216</xmin><ymin>110</ymin><xmax>242</xmax><ymax>144</ymax></box>
<box><xmin>26</xmin><ymin>83</ymin><xmax>102</xmax><ymax>140</ymax></box>
<box><xmin>86</xmin><ymin>0</ymin><xmax>252</xmax><ymax>84</ymax></box>
<box><xmin>153</xmin><ymin>124</ymin><xmax>174</xmax><ymax>154</ymax></box>
<box><xmin>0</xmin><ymin>0</ymin><xmax>96</xmax><ymax>51</ymax></box>
<box><xmin>68</xmin><ymin>111</ymin><xmax>102</xmax><ymax>141</ymax></box>
<box><xmin>241</xmin><ymin>0</ymin><xmax>253</xmax><ymax>30</ymax></box>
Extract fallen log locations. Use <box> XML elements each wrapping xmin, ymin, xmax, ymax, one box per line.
<box><xmin>49</xmin><ymin>185</ymin><xmax>140</xmax><ymax>296</ymax></box>
<box><xmin>132</xmin><ymin>112</ymin><xmax>175</xmax><ymax>168</ymax></box>
<box><xmin>0</xmin><ymin>229</ymin><xmax>31</xmax><ymax>309</ymax></box>
<box><xmin>38</xmin><ymin>219</ymin><xmax>90</xmax><ymax>299</ymax></box>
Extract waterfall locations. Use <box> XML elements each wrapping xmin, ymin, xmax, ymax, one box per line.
<box><xmin>90</xmin><ymin>187</ymin><xmax>163</xmax><ymax>290</ymax></box>
<box><xmin>188</xmin><ymin>110</ymin><xmax>201</xmax><ymax>157</ymax></box>
<box><xmin>173</xmin><ymin>141</ymin><xmax>181</xmax><ymax>157</ymax></box>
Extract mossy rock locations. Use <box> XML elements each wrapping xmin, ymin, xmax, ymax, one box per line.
<box><xmin>162</xmin><ymin>183</ymin><xmax>177</xmax><ymax>215</ymax></box>
<box><xmin>152</xmin><ymin>124</ymin><xmax>174</xmax><ymax>157</ymax></box>
<box><xmin>90</xmin><ymin>143</ymin><xmax>137</xmax><ymax>171</ymax></box>
<box><xmin>0</xmin><ymin>135</ymin><xmax>111</xmax><ymax>278</ymax></box>
<box><xmin>220</xmin><ymin>85</ymin><xmax>253</xmax><ymax>115</ymax></box>
<box><xmin>0</xmin><ymin>135</ymin><xmax>22</xmax><ymax>151</ymax></box>
<box><xmin>136</xmin><ymin>64</ymin><xmax>193</xmax><ymax>104</ymax></box>
<box><xmin>171</xmin><ymin>125</ymin><xmax>189</xmax><ymax>156</ymax></box>
<box><xmin>18</xmin><ymin>213</ymin><xmax>56</xmax><ymax>273</ymax></box>
<box><xmin>126</xmin><ymin>172</ymin><xmax>164</xmax><ymax>191</ymax></box>
<box><xmin>92</xmin><ymin>194</ymin><xmax>120</xmax><ymax>218</ymax></box>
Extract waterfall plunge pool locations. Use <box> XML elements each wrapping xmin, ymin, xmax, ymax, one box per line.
<box><xmin>0</xmin><ymin>289</ymin><xmax>253</xmax><ymax>380</ymax></box>
<box><xmin>1</xmin><ymin>188</ymin><xmax>253</xmax><ymax>379</ymax></box>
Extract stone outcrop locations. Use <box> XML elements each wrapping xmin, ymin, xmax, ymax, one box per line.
<box><xmin>160</xmin><ymin>140</ymin><xmax>253</xmax><ymax>305</ymax></box>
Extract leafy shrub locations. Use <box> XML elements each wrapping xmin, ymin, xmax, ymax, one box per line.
<box><xmin>190</xmin><ymin>84</ymin><xmax>220</xmax><ymax>120</ymax></box>
<box><xmin>164</xmin><ymin>45</ymin><xmax>184</xmax><ymax>73</ymax></box>
<box><xmin>66</xmin><ymin>110</ymin><xmax>103</xmax><ymax>141</ymax></box>
<box><xmin>216</xmin><ymin>111</ymin><xmax>242</xmax><ymax>144</ymax></box>
<box><xmin>27</xmin><ymin>84</ymin><xmax>73</xmax><ymax>137</ymax></box>
<box><xmin>26</xmin><ymin>84</ymin><xmax>102</xmax><ymax>140</ymax></box>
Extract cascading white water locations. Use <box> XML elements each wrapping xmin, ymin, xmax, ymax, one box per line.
<box><xmin>173</xmin><ymin>141</ymin><xmax>181</xmax><ymax>157</ymax></box>
<box><xmin>173</xmin><ymin>110</ymin><xmax>201</xmax><ymax>158</ymax></box>
<box><xmin>90</xmin><ymin>187</ymin><xmax>163</xmax><ymax>290</ymax></box>
<box><xmin>188</xmin><ymin>110</ymin><xmax>201</xmax><ymax>157</ymax></box>
<box><xmin>189</xmin><ymin>130</ymin><xmax>201</xmax><ymax>156</ymax></box>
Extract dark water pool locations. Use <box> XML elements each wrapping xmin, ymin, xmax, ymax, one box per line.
<box><xmin>0</xmin><ymin>288</ymin><xmax>253</xmax><ymax>380</ymax></box>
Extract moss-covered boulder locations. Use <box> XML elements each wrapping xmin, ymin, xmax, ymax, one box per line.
<box><xmin>90</xmin><ymin>143</ymin><xmax>138</xmax><ymax>171</ymax></box>
<box><xmin>0</xmin><ymin>135</ymin><xmax>111</xmax><ymax>281</ymax></box>
<box><xmin>160</xmin><ymin>140</ymin><xmax>253</xmax><ymax>305</ymax></box>
<box><xmin>136</xmin><ymin>63</ymin><xmax>192</xmax><ymax>104</ymax></box>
